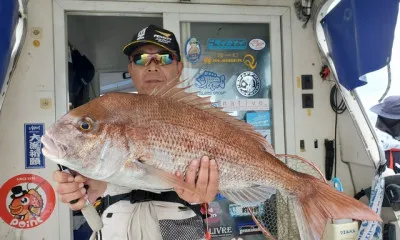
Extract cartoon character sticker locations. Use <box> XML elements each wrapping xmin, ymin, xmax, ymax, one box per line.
<box><xmin>185</xmin><ymin>37</ymin><xmax>201</xmax><ymax>64</ymax></box>
<box><xmin>0</xmin><ymin>174</ymin><xmax>55</xmax><ymax>229</ymax></box>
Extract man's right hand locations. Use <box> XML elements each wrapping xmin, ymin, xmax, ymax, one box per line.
<box><xmin>52</xmin><ymin>170</ymin><xmax>107</xmax><ymax>211</ymax></box>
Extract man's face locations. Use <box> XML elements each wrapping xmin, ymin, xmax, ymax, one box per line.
<box><xmin>128</xmin><ymin>45</ymin><xmax>183</xmax><ymax>94</ymax></box>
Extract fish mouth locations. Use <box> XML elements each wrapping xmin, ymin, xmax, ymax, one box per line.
<box><xmin>41</xmin><ymin>134</ymin><xmax>67</xmax><ymax>160</ymax></box>
<box><xmin>9</xmin><ymin>205</ymin><xmax>23</xmax><ymax>215</ymax></box>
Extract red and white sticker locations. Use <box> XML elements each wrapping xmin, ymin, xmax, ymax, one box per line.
<box><xmin>249</xmin><ymin>39</ymin><xmax>266</xmax><ymax>51</ymax></box>
<box><xmin>0</xmin><ymin>174</ymin><xmax>55</xmax><ymax>229</ymax></box>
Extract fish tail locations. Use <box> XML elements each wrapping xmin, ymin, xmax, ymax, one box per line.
<box><xmin>293</xmin><ymin>173</ymin><xmax>382</xmax><ymax>239</ymax></box>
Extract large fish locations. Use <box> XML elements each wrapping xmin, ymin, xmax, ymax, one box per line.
<box><xmin>41</xmin><ymin>79</ymin><xmax>381</xmax><ymax>239</ymax></box>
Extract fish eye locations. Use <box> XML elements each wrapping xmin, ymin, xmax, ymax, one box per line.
<box><xmin>79</xmin><ymin>118</ymin><xmax>93</xmax><ymax>132</ymax></box>
<box><xmin>21</xmin><ymin>197</ymin><xmax>30</xmax><ymax>205</ymax></box>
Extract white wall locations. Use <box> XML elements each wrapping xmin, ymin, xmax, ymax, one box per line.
<box><xmin>0</xmin><ymin>0</ymin><xmax>376</xmax><ymax>239</ymax></box>
<box><xmin>0</xmin><ymin>0</ymin><xmax>61</xmax><ymax>239</ymax></box>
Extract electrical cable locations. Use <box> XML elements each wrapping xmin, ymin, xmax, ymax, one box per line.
<box><xmin>330</xmin><ymin>84</ymin><xmax>347</xmax><ymax>177</ymax></box>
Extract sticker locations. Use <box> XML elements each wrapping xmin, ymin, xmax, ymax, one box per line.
<box><xmin>203</xmin><ymin>53</ymin><xmax>256</xmax><ymax>70</ymax></box>
<box><xmin>236</xmin><ymin>71</ymin><xmax>261</xmax><ymax>97</ymax></box>
<box><xmin>0</xmin><ymin>174</ymin><xmax>56</xmax><ymax>229</ymax></box>
<box><xmin>209</xmin><ymin>226</ymin><xmax>234</xmax><ymax>237</ymax></box>
<box><xmin>245</xmin><ymin>111</ymin><xmax>270</xmax><ymax>128</ymax></box>
<box><xmin>221</xmin><ymin>99</ymin><xmax>270</xmax><ymax>111</ymax></box>
<box><xmin>237</xmin><ymin>221</ymin><xmax>262</xmax><ymax>235</ymax></box>
<box><xmin>205</xmin><ymin>202</ymin><xmax>223</xmax><ymax>224</ymax></box>
<box><xmin>229</xmin><ymin>203</ymin><xmax>265</xmax><ymax>217</ymax></box>
<box><xmin>185</xmin><ymin>37</ymin><xmax>201</xmax><ymax>63</ymax></box>
<box><xmin>203</xmin><ymin>57</ymin><xmax>243</xmax><ymax>64</ymax></box>
<box><xmin>24</xmin><ymin>123</ymin><xmax>45</xmax><ymax>169</ymax></box>
<box><xmin>243</xmin><ymin>54</ymin><xmax>257</xmax><ymax>70</ymax></box>
<box><xmin>195</xmin><ymin>70</ymin><xmax>225</xmax><ymax>91</ymax></box>
<box><xmin>249</xmin><ymin>39</ymin><xmax>266</xmax><ymax>51</ymax></box>
<box><xmin>207</xmin><ymin>38</ymin><xmax>247</xmax><ymax>50</ymax></box>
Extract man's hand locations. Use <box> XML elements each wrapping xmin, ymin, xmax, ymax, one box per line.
<box><xmin>52</xmin><ymin>170</ymin><xmax>107</xmax><ymax>211</ymax></box>
<box><xmin>174</xmin><ymin>156</ymin><xmax>219</xmax><ymax>203</ymax></box>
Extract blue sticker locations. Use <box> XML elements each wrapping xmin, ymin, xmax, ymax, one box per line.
<box><xmin>24</xmin><ymin>123</ymin><xmax>45</xmax><ymax>169</ymax></box>
<box><xmin>184</xmin><ymin>37</ymin><xmax>201</xmax><ymax>63</ymax></box>
<box><xmin>207</xmin><ymin>38</ymin><xmax>247</xmax><ymax>50</ymax></box>
<box><xmin>245</xmin><ymin>111</ymin><xmax>270</xmax><ymax>128</ymax></box>
<box><xmin>195</xmin><ymin>71</ymin><xmax>226</xmax><ymax>91</ymax></box>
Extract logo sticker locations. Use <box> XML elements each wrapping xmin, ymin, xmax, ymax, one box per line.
<box><xmin>236</xmin><ymin>71</ymin><xmax>261</xmax><ymax>97</ymax></box>
<box><xmin>220</xmin><ymin>99</ymin><xmax>270</xmax><ymax>111</ymax></box>
<box><xmin>205</xmin><ymin>202</ymin><xmax>223</xmax><ymax>224</ymax></box>
<box><xmin>195</xmin><ymin>71</ymin><xmax>226</xmax><ymax>91</ymax></box>
<box><xmin>207</xmin><ymin>38</ymin><xmax>247</xmax><ymax>50</ymax></box>
<box><xmin>237</xmin><ymin>221</ymin><xmax>262</xmax><ymax>235</ymax></box>
<box><xmin>25</xmin><ymin>123</ymin><xmax>45</xmax><ymax>169</ymax></box>
<box><xmin>249</xmin><ymin>39</ymin><xmax>266</xmax><ymax>51</ymax></box>
<box><xmin>243</xmin><ymin>54</ymin><xmax>257</xmax><ymax>70</ymax></box>
<box><xmin>209</xmin><ymin>226</ymin><xmax>233</xmax><ymax>237</ymax></box>
<box><xmin>203</xmin><ymin>53</ymin><xmax>256</xmax><ymax>70</ymax></box>
<box><xmin>185</xmin><ymin>37</ymin><xmax>201</xmax><ymax>63</ymax></box>
<box><xmin>0</xmin><ymin>174</ymin><xmax>56</xmax><ymax>229</ymax></box>
<box><xmin>229</xmin><ymin>203</ymin><xmax>265</xmax><ymax>218</ymax></box>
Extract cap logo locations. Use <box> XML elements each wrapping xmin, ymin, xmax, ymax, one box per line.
<box><xmin>137</xmin><ymin>27</ymin><xmax>147</xmax><ymax>40</ymax></box>
<box><xmin>154</xmin><ymin>34</ymin><xmax>172</xmax><ymax>44</ymax></box>
<box><xmin>155</xmin><ymin>30</ymin><xmax>171</xmax><ymax>38</ymax></box>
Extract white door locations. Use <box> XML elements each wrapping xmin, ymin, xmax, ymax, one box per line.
<box><xmin>53</xmin><ymin>2</ymin><xmax>293</xmax><ymax>240</ymax></box>
<box><xmin>164</xmin><ymin>13</ymin><xmax>285</xmax><ymax>153</ymax></box>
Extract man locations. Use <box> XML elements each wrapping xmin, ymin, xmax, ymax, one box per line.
<box><xmin>370</xmin><ymin>95</ymin><xmax>400</xmax><ymax>172</ymax></box>
<box><xmin>53</xmin><ymin>24</ymin><xmax>219</xmax><ymax>240</ymax></box>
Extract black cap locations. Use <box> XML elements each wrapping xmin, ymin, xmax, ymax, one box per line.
<box><xmin>123</xmin><ymin>24</ymin><xmax>181</xmax><ymax>61</ymax></box>
<box><xmin>10</xmin><ymin>186</ymin><xmax>27</xmax><ymax>199</ymax></box>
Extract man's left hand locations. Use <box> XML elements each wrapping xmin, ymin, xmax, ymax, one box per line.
<box><xmin>174</xmin><ymin>156</ymin><xmax>219</xmax><ymax>203</ymax></box>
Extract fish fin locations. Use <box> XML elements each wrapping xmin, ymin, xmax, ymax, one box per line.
<box><xmin>294</xmin><ymin>173</ymin><xmax>382</xmax><ymax>239</ymax></box>
<box><xmin>220</xmin><ymin>185</ymin><xmax>276</xmax><ymax>206</ymax></box>
<box><xmin>138</xmin><ymin>161</ymin><xmax>197</xmax><ymax>195</ymax></box>
<box><xmin>149</xmin><ymin>77</ymin><xmax>276</xmax><ymax>155</ymax></box>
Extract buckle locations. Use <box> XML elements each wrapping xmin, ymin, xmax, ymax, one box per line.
<box><xmin>129</xmin><ymin>190</ymin><xmax>154</xmax><ymax>203</ymax></box>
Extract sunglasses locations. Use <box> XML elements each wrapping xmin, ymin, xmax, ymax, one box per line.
<box><xmin>131</xmin><ymin>52</ymin><xmax>176</xmax><ymax>66</ymax></box>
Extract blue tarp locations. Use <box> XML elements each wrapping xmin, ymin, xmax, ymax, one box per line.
<box><xmin>0</xmin><ymin>0</ymin><xmax>20</xmax><ymax>93</ymax></box>
<box><xmin>321</xmin><ymin>0</ymin><xmax>399</xmax><ymax>91</ymax></box>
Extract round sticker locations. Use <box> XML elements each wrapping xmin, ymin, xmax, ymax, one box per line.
<box><xmin>236</xmin><ymin>71</ymin><xmax>261</xmax><ymax>97</ymax></box>
<box><xmin>185</xmin><ymin>37</ymin><xmax>201</xmax><ymax>63</ymax></box>
<box><xmin>0</xmin><ymin>174</ymin><xmax>56</xmax><ymax>229</ymax></box>
<box><xmin>249</xmin><ymin>39</ymin><xmax>265</xmax><ymax>51</ymax></box>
